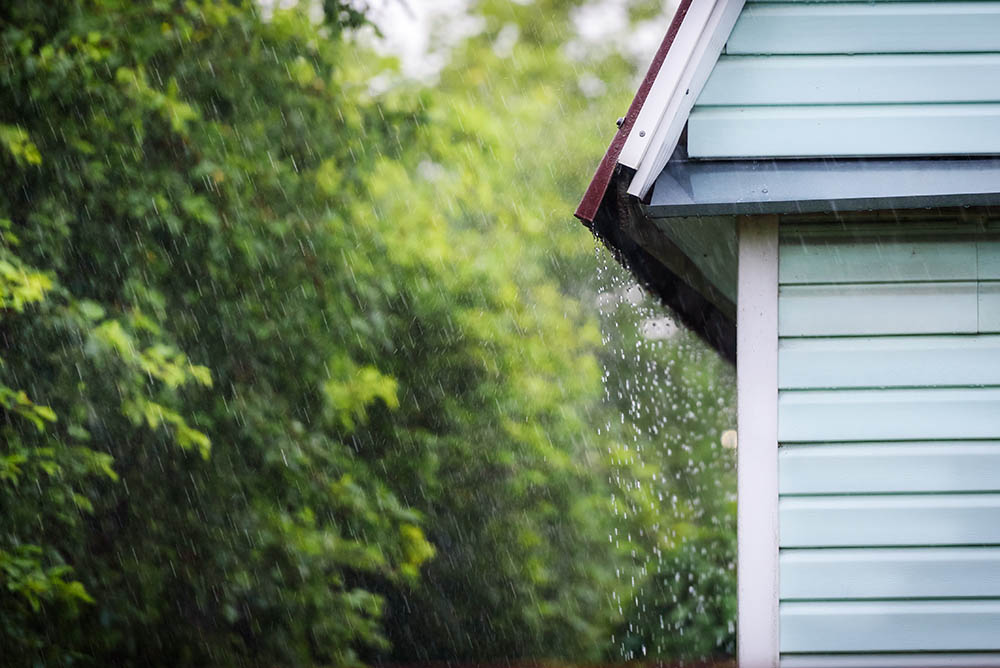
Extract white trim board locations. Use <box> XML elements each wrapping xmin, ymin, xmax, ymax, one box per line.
<box><xmin>620</xmin><ymin>0</ymin><xmax>746</xmax><ymax>198</ymax></box>
<box><xmin>782</xmin><ymin>654</ymin><xmax>1000</xmax><ymax>668</ymax></box>
<box><xmin>618</xmin><ymin>0</ymin><xmax>718</xmax><ymax>168</ymax></box>
<box><xmin>736</xmin><ymin>217</ymin><xmax>780</xmax><ymax>667</ymax></box>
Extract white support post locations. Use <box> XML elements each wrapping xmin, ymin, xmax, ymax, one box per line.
<box><xmin>736</xmin><ymin>216</ymin><xmax>780</xmax><ymax>668</ymax></box>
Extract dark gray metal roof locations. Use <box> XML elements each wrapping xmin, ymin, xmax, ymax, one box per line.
<box><xmin>646</xmin><ymin>152</ymin><xmax>1000</xmax><ymax>218</ymax></box>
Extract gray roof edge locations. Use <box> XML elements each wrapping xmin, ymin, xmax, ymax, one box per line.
<box><xmin>645</xmin><ymin>192</ymin><xmax>1000</xmax><ymax>218</ymax></box>
<box><xmin>646</xmin><ymin>152</ymin><xmax>1000</xmax><ymax>219</ymax></box>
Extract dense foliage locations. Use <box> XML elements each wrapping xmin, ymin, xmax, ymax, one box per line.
<box><xmin>0</xmin><ymin>0</ymin><xmax>736</xmax><ymax>666</ymax></box>
<box><xmin>598</xmin><ymin>286</ymin><xmax>736</xmax><ymax>660</ymax></box>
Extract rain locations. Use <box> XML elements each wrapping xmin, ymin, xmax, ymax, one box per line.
<box><xmin>0</xmin><ymin>1</ymin><xmax>737</xmax><ymax>667</ymax></box>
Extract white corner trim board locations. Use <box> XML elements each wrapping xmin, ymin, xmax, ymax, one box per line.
<box><xmin>622</xmin><ymin>0</ymin><xmax>746</xmax><ymax>199</ymax></box>
<box><xmin>618</xmin><ymin>0</ymin><xmax>718</xmax><ymax>168</ymax></box>
<box><xmin>737</xmin><ymin>217</ymin><xmax>780</xmax><ymax>667</ymax></box>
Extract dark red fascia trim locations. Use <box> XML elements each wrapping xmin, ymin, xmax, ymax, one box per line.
<box><xmin>574</xmin><ymin>0</ymin><xmax>694</xmax><ymax>223</ymax></box>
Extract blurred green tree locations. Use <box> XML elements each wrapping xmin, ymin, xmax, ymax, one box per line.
<box><xmin>355</xmin><ymin>0</ymin><xmax>737</xmax><ymax>662</ymax></box>
<box><xmin>0</xmin><ymin>1</ymin><xmax>434</xmax><ymax>663</ymax></box>
<box><xmin>0</xmin><ymin>0</ymin><xmax>735</xmax><ymax>665</ymax></box>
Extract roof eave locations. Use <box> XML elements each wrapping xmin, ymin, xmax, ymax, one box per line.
<box><xmin>587</xmin><ymin>167</ymin><xmax>737</xmax><ymax>363</ymax></box>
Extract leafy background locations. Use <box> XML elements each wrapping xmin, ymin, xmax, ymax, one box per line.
<box><xmin>0</xmin><ymin>1</ymin><xmax>735</xmax><ymax>665</ymax></box>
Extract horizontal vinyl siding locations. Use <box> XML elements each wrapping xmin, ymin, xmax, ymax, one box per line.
<box><xmin>781</xmin><ymin>547</ymin><xmax>1000</xmax><ymax>599</ymax></box>
<box><xmin>780</xmin><ymin>442</ymin><xmax>1000</xmax><ymax>494</ymax></box>
<box><xmin>779</xmin><ymin>232</ymin><xmax>979</xmax><ymax>284</ymax></box>
<box><xmin>778</xmin><ymin>282</ymin><xmax>979</xmax><ymax>337</ymax></box>
<box><xmin>778</xmin><ymin>336</ymin><xmax>1000</xmax><ymax>389</ymax></box>
<box><xmin>697</xmin><ymin>54</ymin><xmax>1000</xmax><ymax>106</ymax></box>
<box><xmin>727</xmin><ymin>2</ymin><xmax>1000</xmax><ymax>55</ymax></box>
<box><xmin>778</xmin><ymin>388</ymin><xmax>1000</xmax><ymax>442</ymax></box>
<box><xmin>782</xmin><ymin>655</ymin><xmax>1000</xmax><ymax>668</ymax></box>
<box><xmin>777</xmin><ymin>224</ymin><xmax>1000</xmax><ymax>661</ymax></box>
<box><xmin>688</xmin><ymin>104</ymin><xmax>1000</xmax><ymax>159</ymax></box>
<box><xmin>781</xmin><ymin>601</ymin><xmax>1000</xmax><ymax>653</ymax></box>
<box><xmin>981</xmin><ymin>282</ymin><xmax>1000</xmax><ymax>331</ymax></box>
<box><xmin>689</xmin><ymin>2</ymin><xmax>1000</xmax><ymax>158</ymax></box>
<box><xmin>781</xmin><ymin>494</ymin><xmax>1000</xmax><ymax>547</ymax></box>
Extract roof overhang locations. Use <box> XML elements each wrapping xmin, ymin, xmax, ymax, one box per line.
<box><xmin>585</xmin><ymin>165</ymin><xmax>739</xmax><ymax>363</ymax></box>
<box><xmin>576</xmin><ymin>0</ymin><xmax>1000</xmax><ymax>362</ymax></box>
<box><xmin>587</xmin><ymin>154</ymin><xmax>1000</xmax><ymax>361</ymax></box>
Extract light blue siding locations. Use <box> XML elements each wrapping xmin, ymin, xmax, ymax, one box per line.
<box><xmin>698</xmin><ymin>54</ymin><xmax>1000</xmax><ymax>106</ymax></box>
<box><xmin>689</xmin><ymin>1</ymin><xmax>1000</xmax><ymax>158</ymax></box>
<box><xmin>978</xmin><ymin>239</ymin><xmax>1000</xmax><ymax>278</ymax></box>
<box><xmin>778</xmin><ymin>224</ymin><xmax>1000</xmax><ymax>659</ymax></box>
<box><xmin>980</xmin><ymin>282</ymin><xmax>1000</xmax><ymax>332</ymax></box>
<box><xmin>688</xmin><ymin>104</ymin><xmax>1000</xmax><ymax>159</ymax></box>
<box><xmin>778</xmin><ymin>388</ymin><xmax>1000</xmax><ymax>442</ymax></box>
<box><xmin>780</xmin><ymin>443</ymin><xmax>1000</xmax><ymax>494</ymax></box>
<box><xmin>778</xmin><ymin>336</ymin><xmax>1000</xmax><ymax>389</ymax></box>
<box><xmin>781</xmin><ymin>547</ymin><xmax>1000</xmax><ymax>600</ymax></box>
<box><xmin>727</xmin><ymin>2</ymin><xmax>1000</xmax><ymax>55</ymax></box>
<box><xmin>779</xmin><ymin>234</ymin><xmax>977</xmax><ymax>284</ymax></box>
<box><xmin>778</xmin><ymin>282</ymin><xmax>978</xmax><ymax>337</ymax></box>
<box><xmin>781</xmin><ymin>494</ymin><xmax>1000</xmax><ymax>547</ymax></box>
<box><xmin>782</xmin><ymin>655</ymin><xmax>1000</xmax><ymax>668</ymax></box>
<box><xmin>780</xmin><ymin>601</ymin><xmax>1000</xmax><ymax>652</ymax></box>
